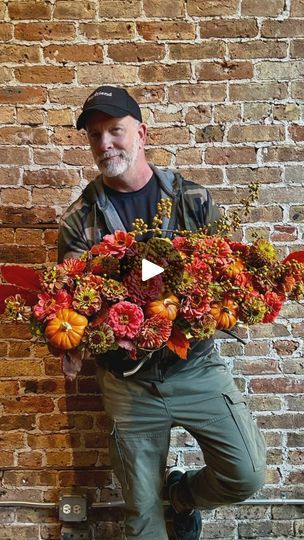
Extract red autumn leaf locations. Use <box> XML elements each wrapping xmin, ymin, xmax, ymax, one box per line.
<box><xmin>0</xmin><ymin>284</ymin><xmax>38</xmax><ymax>313</ymax></box>
<box><xmin>167</xmin><ymin>326</ymin><xmax>190</xmax><ymax>360</ymax></box>
<box><xmin>283</xmin><ymin>250</ymin><xmax>304</xmax><ymax>264</ymax></box>
<box><xmin>0</xmin><ymin>265</ymin><xmax>42</xmax><ymax>291</ymax></box>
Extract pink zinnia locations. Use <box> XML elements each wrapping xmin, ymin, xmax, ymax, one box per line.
<box><xmin>33</xmin><ymin>290</ymin><xmax>72</xmax><ymax>321</ymax></box>
<box><xmin>123</xmin><ymin>268</ymin><xmax>163</xmax><ymax>305</ymax></box>
<box><xmin>108</xmin><ymin>301</ymin><xmax>144</xmax><ymax>338</ymax></box>
<box><xmin>91</xmin><ymin>231</ymin><xmax>135</xmax><ymax>259</ymax></box>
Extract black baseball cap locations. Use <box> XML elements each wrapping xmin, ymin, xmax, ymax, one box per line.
<box><xmin>76</xmin><ymin>85</ymin><xmax>142</xmax><ymax>130</ymax></box>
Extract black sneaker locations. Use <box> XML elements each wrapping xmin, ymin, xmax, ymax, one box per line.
<box><xmin>166</xmin><ymin>467</ymin><xmax>202</xmax><ymax>540</ymax></box>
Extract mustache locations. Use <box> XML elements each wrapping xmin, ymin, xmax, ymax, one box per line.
<box><xmin>98</xmin><ymin>150</ymin><xmax>126</xmax><ymax>162</ymax></box>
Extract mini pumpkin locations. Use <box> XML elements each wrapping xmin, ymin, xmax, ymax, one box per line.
<box><xmin>45</xmin><ymin>308</ymin><xmax>88</xmax><ymax>350</ymax></box>
<box><xmin>224</xmin><ymin>259</ymin><xmax>245</xmax><ymax>278</ymax></box>
<box><xmin>145</xmin><ymin>294</ymin><xmax>179</xmax><ymax>321</ymax></box>
<box><xmin>210</xmin><ymin>298</ymin><xmax>238</xmax><ymax>329</ymax></box>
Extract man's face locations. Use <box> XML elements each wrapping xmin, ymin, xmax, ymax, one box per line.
<box><xmin>86</xmin><ymin>112</ymin><xmax>145</xmax><ymax>178</ymax></box>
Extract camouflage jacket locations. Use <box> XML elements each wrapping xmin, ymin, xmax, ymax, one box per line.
<box><xmin>57</xmin><ymin>164</ymin><xmax>220</xmax><ymax>263</ymax></box>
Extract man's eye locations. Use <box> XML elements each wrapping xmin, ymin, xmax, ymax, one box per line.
<box><xmin>112</xmin><ymin>128</ymin><xmax>122</xmax><ymax>134</ymax></box>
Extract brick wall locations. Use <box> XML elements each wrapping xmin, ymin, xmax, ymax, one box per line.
<box><xmin>0</xmin><ymin>0</ymin><xmax>303</xmax><ymax>538</ymax></box>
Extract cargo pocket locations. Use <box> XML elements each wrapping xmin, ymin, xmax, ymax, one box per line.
<box><xmin>222</xmin><ymin>390</ymin><xmax>266</xmax><ymax>472</ymax></box>
<box><xmin>109</xmin><ymin>420</ymin><xmax>130</xmax><ymax>491</ymax></box>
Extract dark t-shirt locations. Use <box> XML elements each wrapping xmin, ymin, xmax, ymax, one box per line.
<box><xmin>103</xmin><ymin>173</ymin><xmax>160</xmax><ymax>240</ymax></box>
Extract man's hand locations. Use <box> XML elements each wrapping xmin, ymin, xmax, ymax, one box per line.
<box><xmin>61</xmin><ymin>349</ymin><xmax>90</xmax><ymax>381</ymax></box>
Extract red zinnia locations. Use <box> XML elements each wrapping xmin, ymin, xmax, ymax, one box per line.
<box><xmin>91</xmin><ymin>231</ymin><xmax>135</xmax><ymax>259</ymax></box>
<box><xmin>33</xmin><ymin>290</ymin><xmax>72</xmax><ymax>321</ymax></box>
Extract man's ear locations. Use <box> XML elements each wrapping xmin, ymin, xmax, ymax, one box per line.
<box><xmin>138</xmin><ymin>122</ymin><xmax>147</xmax><ymax>148</ymax></box>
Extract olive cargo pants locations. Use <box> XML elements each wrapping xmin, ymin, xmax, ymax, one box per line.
<box><xmin>96</xmin><ymin>349</ymin><xmax>266</xmax><ymax>540</ymax></box>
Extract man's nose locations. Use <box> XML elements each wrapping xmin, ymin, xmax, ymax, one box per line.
<box><xmin>98</xmin><ymin>133</ymin><xmax>113</xmax><ymax>151</ymax></box>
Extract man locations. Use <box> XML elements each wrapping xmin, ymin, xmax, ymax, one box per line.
<box><xmin>58</xmin><ymin>86</ymin><xmax>267</xmax><ymax>540</ymax></box>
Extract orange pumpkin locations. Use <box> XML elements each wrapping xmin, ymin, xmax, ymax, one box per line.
<box><xmin>224</xmin><ymin>259</ymin><xmax>245</xmax><ymax>278</ymax></box>
<box><xmin>145</xmin><ymin>294</ymin><xmax>179</xmax><ymax>321</ymax></box>
<box><xmin>45</xmin><ymin>308</ymin><xmax>88</xmax><ymax>350</ymax></box>
<box><xmin>210</xmin><ymin>298</ymin><xmax>238</xmax><ymax>329</ymax></box>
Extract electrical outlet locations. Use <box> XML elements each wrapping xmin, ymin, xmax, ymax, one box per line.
<box><xmin>59</xmin><ymin>494</ymin><xmax>87</xmax><ymax>522</ymax></box>
<box><xmin>60</xmin><ymin>526</ymin><xmax>91</xmax><ymax>540</ymax></box>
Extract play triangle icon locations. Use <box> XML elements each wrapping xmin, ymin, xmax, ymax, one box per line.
<box><xmin>142</xmin><ymin>258</ymin><xmax>164</xmax><ymax>281</ymax></box>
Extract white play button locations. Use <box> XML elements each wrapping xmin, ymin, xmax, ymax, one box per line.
<box><xmin>142</xmin><ymin>258</ymin><xmax>164</xmax><ymax>281</ymax></box>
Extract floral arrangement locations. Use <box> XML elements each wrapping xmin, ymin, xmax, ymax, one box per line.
<box><xmin>0</xmin><ymin>193</ymin><xmax>304</xmax><ymax>377</ymax></box>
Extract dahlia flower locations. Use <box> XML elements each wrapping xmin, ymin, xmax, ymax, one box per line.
<box><xmin>108</xmin><ymin>301</ymin><xmax>144</xmax><ymax>338</ymax></box>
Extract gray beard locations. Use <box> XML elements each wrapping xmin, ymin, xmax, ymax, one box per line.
<box><xmin>96</xmin><ymin>136</ymin><xmax>139</xmax><ymax>178</ymax></box>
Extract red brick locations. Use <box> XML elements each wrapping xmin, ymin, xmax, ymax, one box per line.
<box><xmin>44</xmin><ymin>44</ymin><xmax>103</xmax><ymax>63</ymax></box>
<box><xmin>33</xmin><ymin>148</ymin><xmax>61</xmax><ymax>165</ymax></box>
<box><xmin>201</xmin><ymin>19</ymin><xmax>258</xmax><ymax>38</ymax></box>
<box><xmin>1</xmin><ymin>187</ymin><xmax>30</xmax><ymax>206</ymax></box>
<box><xmin>0</xmin><ymin>433</ymin><xmax>25</xmax><ymax>449</ymax></box>
<box><xmin>59</xmin><ymin>469</ymin><xmax>112</xmax><ymax>487</ymax></box>
<box><xmin>169</xmin><ymin>42</ymin><xmax>225</xmax><ymax>61</ymax></box>
<box><xmin>188</xmin><ymin>0</ymin><xmax>238</xmax><ymax>15</ymax></box>
<box><xmin>0</xmin><ymin>87</ymin><xmax>47</xmax><ymax>104</ymax></box>
<box><xmin>32</xmin><ymin>187</ymin><xmax>72</xmax><ymax>206</ymax></box>
<box><xmin>15</xmin><ymin>228</ymin><xmax>43</xmax><ymax>246</ymax></box>
<box><xmin>234</xmin><ymin>359</ymin><xmax>279</xmax><ymax>375</ymax></box>
<box><xmin>229</xmin><ymin>82</ymin><xmax>288</xmax><ymax>101</ymax></box>
<box><xmin>108</xmin><ymin>43</ymin><xmax>165</xmax><ymax>62</ymax></box>
<box><xmin>263</xmin><ymin>146</ymin><xmax>304</xmax><ymax>162</ymax></box>
<box><xmin>0</xmin><ymin>207</ymin><xmax>56</xmax><ymax>226</ymax></box>
<box><xmin>197</xmin><ymin>61</ymin><xmax>253</xmax><ymax>81</ymax></box>
<box><xmin>54</xmin><ymin>1</ymin><xmax>96</xmax><ymax>19</ymax></box>
<box><xmin>23</xmin><ymin>169</ymin><xmax>80</xmax><ymax>187</ymax></box>
<box><xmin>4</xmin><ymin>470</ymin><xmax>58</xmax><ymax>488</ymax></box>
<box><xmin>78</xmin><ymin>64</ymin><xmax>137</xmax><ymax>85</ymax></box>
<box><xmin>80</xmin><ymin>21</ymin><xmax>135</xmax><ymax>40</ymax></box>
<box><xmin>137</xmin><ymin>21</ymin><xmax>195</xmax><ymax>40</ymax></box>
<box><xmin>140</xmin><ymin>63</ymin><xmax>191</xmax><ymax>82</ymax></box>
<box><xmin>271</xmin><ymin>225</ymin><xmax>297</xmax><ymax>242</ymax></box>
<box><xmin>0</xmin><ymin>44</ymin><xmax>40</xmax><ymax>63</ymax></box>
<box><xmin>63</xmin><ymin>148</ymin><xmax>94</xmax><ymax>166</ymax></box>
<box><xmin>205</xmin><ymin>147</ymin><xmax>257</xmax><ymax>165</ymax></box>
<box><xmin>14</xmin><ymin>22</ymin><xmax>76</xmax><ymax>41</ymax></box>
<box><xmin>0</xmin><ymin>23</ymin><xmax>13</xmax><ymax>40</ymax></box>
<box><xmin>261</xmin><ymin>19</ymin><xmax>304</xmax><ymax>37</ymax></box>
<box><xmin>228</xmin><ymin>124</ymin><xmax>285</xmax><ymax>143</ymax></box>
<box><xmin>147</xmin><ymin>127</ymin><xmax>189</xmax><ymax>145</ymax></box>
<box><xmin>291</xmin><ymin>0</ymin><xmax>304</xmax><ymax>15</ymax></box>
<box><xmin>17</xmin><ymin>452</ymin><xmax>43</xmax><ymax>468</ymax></box>
<box><xmin>58</xmin><ymin>396</ymin><xmax>103</xmax><ymax>412</ymax></box>
<box><xmin>0</xmin><ymin>415</ymin><xmax>35</xmax><ymax>431</ymax></box>
<box><xmin>144</xmin><ymin>0</ymin><xmax>184</xmax><ymax>16</ymax></box>
<box><xmin>242</xmin><ymin>0</ymin><xmax>285</xmax><ymax>15</ymax></box>
<box><xmin>273</xmin><ymin>340</ymin><xmax>300</xmax><ymax>356</ymax></box>
<box><xmin>27</xmin><ymin>433</ymin><xmax>81</xmax><ymax>450</ymax></box>
<box><xmin>289</xmin><ymin>124</ymin><xmax>304</xmax><ymax>142</ymax></box>
<box><xmin>145</xmin><ymin>148</ymin><xmax>172</xmax><ymax>167</ymax></box>
<box><xmin>258</xmin><ymin>413</ymin><xmax>304</xmax><ymax>429</ymax></box>
<box><xmin>229</xmin><ymin>40</ymin><xmax>287</xmax><ymax>59</ymax></box>
<box><xmin>15</xmin><ymin>66</ymin><xmax>74</xmax><ymax>84</ymax></box>
<box><xmin>8</xmin><ymin>1</ymin><xmax>51</xmax><ymax>19</ymax></box>
<box><xmin>0</xmin><ymin>245</ymin><xmax>46</xmax><ymax>264</ymax></box>
<box><xmin>0</xmin><ymin>147</ymin><xmax>30</xmax><ymax>165</ymax></box>
<box><xmin>195</xmin><ymin>125</ymin><xmax>224</xmax><ymax>143</ymax></box>
<box><xmin>0</xmin><ymin>127</ymin><xmax>48</xmax><ymax>146</ymax></box>
<box><xmin>51</xmin><ymin>127</ymin><xmax>87</xmax><ymax>145</ymax></box>
<box><xmin>250</xmin><ymin>378</ymin><xmax>304</xmax><ymax>394</ymax></box>
<box><xmin>169</xmin><ymin>83</ymin><xmax>226</xmax><ymax>103</ymax></box>
<box><xmin>226</xmin><ymin>167</ymin><xmax>281</xmax><ymax>185</ymax></box>
<box><xmin>16</xmin><ymin>108</ymin><xmax>45</xmax><ymax>126</ymax></box>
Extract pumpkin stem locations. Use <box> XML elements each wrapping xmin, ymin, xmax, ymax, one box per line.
<box><xmin>60</xmin><ymin>322</ymin><xmax>73</xmax><ymax>332</ymax></box>
<box><xmin>163</xmin><ymin>298</ymin><xmax>179</xmax><ymax>307</ymax></box>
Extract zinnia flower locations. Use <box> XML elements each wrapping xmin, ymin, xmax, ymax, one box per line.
<box><xmin>123</xmin><ymin>268</ymin><xmax>163</xmax><ymax>305</ymax></box>
<box><xmin>180</xmin><ymin>291</ymin><xmax>211</xmax><ymax>320</ymax></box>
<box><xmin>33</xmin><ymin>290</ymin><xmax>72</xmax><ymax>321</ymax></box>
<box><xmin>84</xmin><ymin>323</ymin><xmax>116</xmax><ymax>354</ymax></box>
<box><xmin>58</xmin><ymin>258</ymin><xmax>86</xmax><ymax>276</ymax></box>
<box><xmin>108</xmin><ymin>301</ymin><xmax>144</xmax><ymax>338</ymax></box>
<box><xmin>137</xmin><ymin>314</ymin><xmax>172</xmax><ymax>349</ymax></box>
<box><xmin>91</xmin><ymin>231</ymin><xmax>135</xmax><ymax>259</ymax></box>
